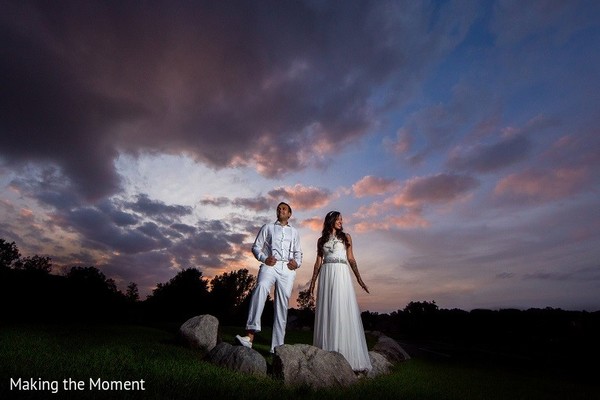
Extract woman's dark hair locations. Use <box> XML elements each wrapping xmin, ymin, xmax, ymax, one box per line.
<box><xmin>317</xmin><ymin>211</ymin><xmax>349</xmax><ymax>256</ymax></box>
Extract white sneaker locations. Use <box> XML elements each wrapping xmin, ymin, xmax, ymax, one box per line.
<box><xmin>235</xmin><ymin>335</ymin><xmax>252</xmax><ymax>348</ymax></box>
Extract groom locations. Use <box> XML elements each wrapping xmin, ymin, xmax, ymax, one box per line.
<box><xmin>236</xmin><ymin>202</ymin><xmax>303</xmax><ymax>352</ymax></box>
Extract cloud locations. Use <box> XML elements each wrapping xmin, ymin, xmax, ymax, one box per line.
<box><xmin>353</xmin><ymin>173</ymin><xmax>479</xmax><ymax>231</ymax></box>
<box><xmin>203</xmin><ymin>184</ymin><xmax>333</xmax><ymax>213</ymax></box>
<box><xmin>268</xmin><ymin>184</ymin><xmax>332</xmax><ymax>211</ymax></box>
<box><xmin>126</xmin><ymin>194</ymin><xmax>192</xmax><ymax>221</ymax></box>
<box><xmin>491</xmin><ymin>1</ymin><xmax>598</xmax><ymax>47</ymax></box>
<box><xmin>354</xmin><ymin>209</ymin><xmax>429</xmax><ymax>232</ymax></box>
<box><xmin>394</xmin><ymin>173</ymin><xmax>479</xmax><ymax>206</ymax></box>
<box><xmin>300</xmin><ymin>216</ymin><xmax>323</xmax><ymax>232</ymax></box>
<box><xmin>0</xmin><ymin>1</ymin><xmax>478</xmax><ymax>201</ymax></box>
<box><xmin>444</xmin><ymin>114</ymin><xmax>559</xmax><ymax>175</ymax></box>
<box><xmin>447</xmin><ymin>134</ymin><xmax>531</xmax><ymax>173</ymax></box>
<box><xmin>57</xmin><ymin>206</ymin><xmax>163</xmax><ymax>254</ymax></box>
<box><xmin>388</xmin><ymin>82</ymin><xmax>502</xmax><ymax>165</ymax></box>
<box><xmin>494</xmin><ymin>167</ymin><xmax>588</xmax><ymax>204</ymax></box>
<box><xmin>522</xmin><ymin>271</ymin><xmax>572</xmax><ymax>281</ymax></box>
<box><xmin>352</xmin><ymin>175</ymin><xmax>398</xmax><ymax>197</ymax></box>
<box><xmin>232</xmin><ymin>197</ymin><xmax>273</xmax><ymax>213</ymax></box>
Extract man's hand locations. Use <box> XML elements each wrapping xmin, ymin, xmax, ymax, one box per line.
<box><xmin>287</xmin><ymin>259</ymin><xmax>298</xmax><ymax>270</ymax></box>
<box><xmin>265</xmin><ymin>256</ymin><xmax>277</xmax><ymax>266</ymax></box>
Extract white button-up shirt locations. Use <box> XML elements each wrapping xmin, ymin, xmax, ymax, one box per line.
<box><xmin>252</xmin><ymin>221</ymin><xmax>303</xmax><ymax>268</ymax></box>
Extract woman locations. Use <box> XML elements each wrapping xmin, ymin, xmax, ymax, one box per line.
<box><xmin>309</xmin><ymin>211</ymin><xmax>372</xmax><ymax>372</ymax></box>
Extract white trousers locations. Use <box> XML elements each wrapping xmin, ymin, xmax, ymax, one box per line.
<box><xmin>246</xmin><ymin>261</ymin><xmax>296</xmax><ymax>352</ymax></box>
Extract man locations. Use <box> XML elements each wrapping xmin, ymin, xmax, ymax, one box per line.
<box><xmin>236</xmin><ymin>202</ymin><xmax>302</xmax><ymax>352</ymax></box>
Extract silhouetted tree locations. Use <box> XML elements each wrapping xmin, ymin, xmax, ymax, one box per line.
<box><xmin>15</xmin><ymin>255</ymin><xmax>53</xmax><ymax>273</ymax></box>
<box><xmin>67</xmin><ymin>266</ymin><xmax>118</xmax><ymax>291</ymax></box>
<box><xmin>0</xmin><ymin>239</ymin><xmax>20</xmax><ymax>268</ymax></box>
<box><xmin>126</xmin><ymin>282</ymin><xmax>139</xmax><ymax>302</ymax></box>
<box><xmin>391</xmin><ymin>300</ymin><xmax>441</xmax><ymax>338</ymax></box>
<box><xmin>361</xmin><ymin>310</ymin><xmax>382</xmax><ymax>331</ymax></box>
<box><xmin>145</xmin><ymin>267</ymin><xmax>210</xmax><ymax>322</ymax></box>
<box><xmin>404</xmin><ymin>300</ymin><xmax>439</xmax><ymax>314</ymax></box>
<box><xmin>209</xmin><ymin>268</ymin><xmax>256</xmax><ymax>323</ymax></box>
<box><xmin>65</xmin><ymin>266</ymin><xmax>128</xmax><ymax>321</ymax></box>
<box><xmin>289</xmin><ymin>288</ymin><xmax>316</xmax><ymax>329</ymax></box>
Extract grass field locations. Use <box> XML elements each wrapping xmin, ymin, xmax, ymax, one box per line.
<box><xmin>0</xmin><ymin>322</ymin><xmax>597</xmax><ymax>400</ymax></box>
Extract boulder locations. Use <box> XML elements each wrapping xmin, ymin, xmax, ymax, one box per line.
<box><xmin>367</xmin><ymin>351</ymin><xmax>393</xmax><ymax>378</ymax></box>
<box><xmin>273</xmin><ymin>344</ymin><xmax>357</xmax><ymax>388</ymax></box>
<box><xmin>372</xmin><ymin>335</ymin><xmax>411</xmax><ymax>363</ymax></box>
<box><xmin>179</xmin><ymin>314</ymin><xmax>219</xmax><ymax>357</ymax></box>
<box><xmin>208</xmin><ymin>342</ymin><xmax>267</xmax><ymax>377</ymax></box>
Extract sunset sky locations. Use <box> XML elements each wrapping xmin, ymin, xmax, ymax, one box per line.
<box><xmin>1</xmin><ymin>0</ymin><xmax>599</xmax><ymax>313</ymax></box>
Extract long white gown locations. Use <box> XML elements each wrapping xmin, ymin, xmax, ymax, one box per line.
<box><xmin>313</xmin><ymin>236</ymin><xmax>372</xmax><ymax>371</ymax></box>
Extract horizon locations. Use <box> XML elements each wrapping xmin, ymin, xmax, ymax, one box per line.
<box><xmin>3</xmin><ymin>240</ymin><xmax>598</xmax><ymax>314</ymax></box>
<box><xmin>1</xmin><ymin>1</ymin><xmax>599</xmax><ymax>314</ymax></box>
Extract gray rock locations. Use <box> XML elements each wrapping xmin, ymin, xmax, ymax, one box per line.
<box><xmin>179</xmin><ymin>314</ymin><xmax>219</xmax><ymax>357</ymax></box>
<box><xmin>208</xmin><ymin>342</ymin><xmax>267</xmax><ymax>377</ymax></box>
<box><xmin>367</xmin><ymin>351</ymin><xmax>393</xmax><ymax>378</ymax></box>
<box><xmin>273</xmin><ymin>344</ymin><xmax>358</xmax><ymax>388</ymax></box>
<box><xmin>372</xmin><ymin>335</ymin><xmax>411</xmax><ymax>363</ymax></box>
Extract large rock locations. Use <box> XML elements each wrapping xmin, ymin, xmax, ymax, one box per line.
<box><xmin>208</xmin><ymin>342</ymin><xmax>267</xmax><ymax>377</ymax></box>
<box><xmin>179</xmin><ymin>314</ymin><xmax>219</xmax><ymax>357</ymax></box>
<box><xmin>367</xmin><ymin>351</ymin><xmax>393</xmax><ymax>378</ymax></box>
<box><xmin>273</xmin><ymin>344</ymin><xmax>357</xmax><ymax>388</ymax></box>
<box><xmin>372</xmin><ymin>335</ymin><xmax>411</xmax><ymax>363</ymax></box>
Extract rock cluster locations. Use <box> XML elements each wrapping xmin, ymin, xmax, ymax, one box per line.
<box><xmin>179</xmin><ymin>314</ymin><xmax>410</xmax><ymax>388</ymax></box>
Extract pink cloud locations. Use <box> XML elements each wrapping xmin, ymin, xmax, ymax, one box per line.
<box><xmin>494</xmin><ymin>167</ymin><xmax>588</xmax><ymax>202</ymax></box>
<box><xmin>300</xmin><ymin>216</ymin><xmax>324</xmax><ymax>232</ymax></box>
<box><xmin>19</xmin><ymin>208</ymin><xmax>34</xmax><ymax>219</ymax></box>
<box><xmin>352</xmin><ymin>175</ymin><xmax>398</xmax><ymax>198</ymax></box>
<box><xmin>392</xmin><ymin>173</ymin><xmax>479</xmax><ymax>207</ymax></box>
<box><xmin>385</xmin><ymin>128</ymin><xmax>412</xmax><ymax>155</ymax></box>
<box><xmin>352</xmin><ymin>173</ymin><xmax>479</xmax><ymax>232</ymax></box>
<box><xmin>354</xmin><ymin>201</ymin><xmax>391</xmax><ymax>218</ymax></box>
<box><xmin>268</xmin><ymin>184</ymin><xmax>332</xmax><ymax>211</ymax></box>
<box><xmin>354</xmin><ymin>209</ymin><xmax>429</xmax><ymax>232</ymax></box>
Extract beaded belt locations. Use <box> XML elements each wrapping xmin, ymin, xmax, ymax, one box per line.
<box><xmin>323</xmin><ymin>257</ymin><xmax>347</xmax><ymax>264</ymax></box>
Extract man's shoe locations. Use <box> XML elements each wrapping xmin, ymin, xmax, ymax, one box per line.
<box><xmin>235</xmin><ymin>335</ymin><xmax>253</xmax><ymax>348</ymax></box>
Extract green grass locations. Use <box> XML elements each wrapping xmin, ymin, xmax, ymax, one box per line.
<box><xmin>0</xmin><ymin>323</ymin><xmax>597</xmax><ymax>400</ymax></box>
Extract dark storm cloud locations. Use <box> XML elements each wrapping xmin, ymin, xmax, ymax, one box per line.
<box><xmin>96</xmin><ymin>200</ymin><xmax>139</xmax><ymax>226</ymax></box>
<box><xmin>447</xmin><ymin>134</ymin><xmax>532</xmax><ymax>173</ymax></box>
<box><xmin>232</xmin><ymin>197</ymin><xmax>272</xmax><ymax>213</ymax></box>
<box><xmin>0</xmin><ymin>0</ymin><xmax>478</xmax><ymax>200</ymax></box>
<box><xmin>199</xmin><ymin>197</ymin><xmax>231</xmax><ymax>207</ymax></box>
<box><xmin>170</xmin><ymin>223</ymin><xmax>197</xmax><ymax>235</ymax></box>
<box><xmin>401</xmin><ymin>173</ymin><xmax>479</xmax><ymax>204</ymax></box>
<box><xmin>169</xmin><ymin>221</ymin><xmax>250</xmax><ymax>270</ymax></box>
<box><xmin>201</xmin><ymin>184</ymin><xmax>333</xmax><ymax>214</ymax></box>
<box><xmin>9</xmin><ymin>167</ymin><xmax>81</xmax><ymax>210</ymax></box>
<box><xmin>125</xmin><ymin>194</ymin><xmax>192</xmax><ymax>222</ymax></box>
<box><xmin>63</xmin><ymin>207</ymin><xmax>161</xmax><ymax>254</ymax></box>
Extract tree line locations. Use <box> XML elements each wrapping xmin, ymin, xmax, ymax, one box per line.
<box><xmin>2</xmin><ymin>238</ymin><xmax>598</xmax><ymax>359</ymax></box>
<box><xmin>0</xmin><ymin>239</ymin><xmax>263</xmax><ymax>325</ymax></box>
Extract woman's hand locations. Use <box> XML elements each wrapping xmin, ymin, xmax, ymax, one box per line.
<box><xmin>359</xmin><ymin>279</ymin><xmax>369</xmax><ymax>293</ymax></box>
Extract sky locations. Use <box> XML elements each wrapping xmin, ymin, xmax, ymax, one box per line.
<box><xmin>1</xmin><ymin>0</ymin><xmax>599</xmax><ymax>313</ymax></box>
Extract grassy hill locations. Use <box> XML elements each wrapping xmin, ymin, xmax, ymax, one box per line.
<box><xmin>0</xmin><ymin>323</ymin><xmax>597</xmax><ymax>400</ymax></box>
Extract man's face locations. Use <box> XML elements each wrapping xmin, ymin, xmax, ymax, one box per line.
<box><xmin>277</xmin><ymin>204</ymin><xmax>292</xmax><ymax>222</ymax></box>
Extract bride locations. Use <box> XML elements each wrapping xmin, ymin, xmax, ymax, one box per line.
<box><xmin>309</xmin><ymin>211</ymin><xmax>372</xmax><ymax>372</ymax></box>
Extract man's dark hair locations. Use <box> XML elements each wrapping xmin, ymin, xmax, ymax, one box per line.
<box><xmin>278</xmin><ymin>202</ymin><xmax>292</xmax><ymax>214</ymax></box>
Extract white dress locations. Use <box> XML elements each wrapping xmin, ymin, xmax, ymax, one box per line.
<box><xmin>313</xmin><ymin>236</ymin><xmax>372</xmax><ymax>371</ymax></box>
